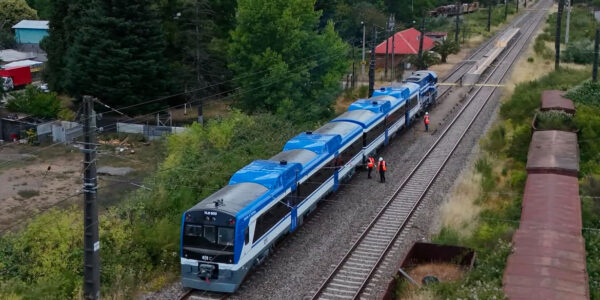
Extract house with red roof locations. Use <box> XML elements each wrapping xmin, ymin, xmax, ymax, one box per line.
<box><xmin>373</xmin><ymin>28</ymin><xmax>435</xmax><ymax>70</ymax></box>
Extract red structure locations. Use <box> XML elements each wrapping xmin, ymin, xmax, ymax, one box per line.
<box><xmin>525</xmin><ymin>130</ymin><xmax>579</xmax><ymax>176</ymax></box>
<box><xmin>373</xmin><ymin>28</ymin><xmax>435</xmax><ymax>69</ymax></box>
<box><xmin>0</xmin><ymin>66</ymin><xmax>32</xmax><ymax>89</ymax></box>
<box><xmin>540</xmin><ymin>90</ymin><xmax>576</xmax><ymax>114</ymax></box>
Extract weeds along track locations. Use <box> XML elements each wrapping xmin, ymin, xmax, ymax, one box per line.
<box><xmin>311</xmin><ymin>1</ymin><xmax>551</xmax><ymax>299</ymax></box>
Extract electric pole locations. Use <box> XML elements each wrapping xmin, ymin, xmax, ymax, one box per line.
<box><xmin>361</xmin><ymin>21</ymin><xmax>366</xmax><ymax>80</ymax></box>
<box><xmin>369</xmin><ymin>25</ymin><xmax>376</xmax><ymax>97</ymax></box>
<box><xmin>417</xmin><ymin>13</ymin><xmax>426</xmax><ymax>69</ymax></box>
<box><xmin>352</xmin><ymin>44</ymin><xmax>356</xmax><ymax>89</ymax></box>
<box><xmin>555</xmin><ymin>0</ymin><xmax>564</xmax><ymax>70</ymax></box>
<box><xmin>391</xmin><ymin>23</ymin><xmax>396</xmax><ymax>82</ymax></box>
<box><xmin>565</xmin><ymin>0</ymin><xmax>571</xmax><ymax>45</ymax></box>
<box><xmin>593</xmin><ymin>29</ymin><xmax>599</xmax><ymax>82</ymax></box>
<box><xmin>504</xmin><ymin>0</ymin><xmax>508</xmax><ymax>21</ymax></box>
<box><xmin>384</xmin><ymin>18</ymin><xmax>390</xmax><ymax>81</ymax></box>
<box><xmin>516</xmin><ymin>0</ymin><xmax>518</xmax><ymax>13</ymax></box>
<box><xmin>487</xmin><ymin>0</ymin><xmax>492</xmax><ymax>32</ymax></box>
<box><xmin>455</xmin><ymin>2</ymin><xmax>460</xmax><ymax>42</ymax></box>
<box><xmin>82</xmin><ymin>95</ymin><xmax>100</xmax><ymax>300</ymax></box>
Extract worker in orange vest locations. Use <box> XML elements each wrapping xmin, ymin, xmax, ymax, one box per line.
<box><xmin>377</xmin><ymin>157</ymin><xmax>387</xmax><ymax>183</ymax></box>
<box><xmin>424</xmin><ymin>112</ymin><xmax>430</xmax><ymax>132</ymax></box>
<box><xmin>366</xmin><ymin>156</ymin><xmax>375</xmax><ymax>179</ymax></box>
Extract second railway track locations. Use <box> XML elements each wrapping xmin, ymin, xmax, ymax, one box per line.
<box><xmin>311</xmin><ymin>1</ymin><xmax>551</xmax><ymax>299</ymax></box>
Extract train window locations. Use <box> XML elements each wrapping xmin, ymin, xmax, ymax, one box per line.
<box><xmin>244</xmin><ymin>227</ymin><xmax>249</xmax><ymax>244</ymax></box>
<box><xmin>254</xmin><ymin>202</ymin><xmax>290</xmax><ymax>243</ymax></box>
<box><xmin>218</xmin><ymin>227</ymin><xmax>235</xmax><ymax>246</ymax></box>
<box><xmin>204</xmin><ymin>225</ymin><xmax>216</xmax><ymax>243</ymax></box>
<box><xmin>185</xmin><ymin>224</ymin><xmax>203</xmax><ymax>237</ymax></box>
<box><xmin>365</xmin><ymin>120</ymin><xmax>386</xmax><ymax>146</ymax></box>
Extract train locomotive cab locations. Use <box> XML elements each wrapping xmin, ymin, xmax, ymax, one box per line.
<box><xmin>181</xmin><ymin>182</ymin><xmax>268</xmax><ymax>292</ymax></box>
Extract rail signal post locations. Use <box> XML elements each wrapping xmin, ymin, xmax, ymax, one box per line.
<box><xmin>82</xmin><ymin>95</ymin><xmax>100</xmax><ymax>299</ymax></box>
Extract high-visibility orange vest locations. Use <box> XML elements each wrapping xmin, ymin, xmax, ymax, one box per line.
<box><xmin>367</xmin><ymin>157</ymin><xmax>375</xmax><ymax>168</ymax></box>
<box><xmin>424</xmin><ymin>115</ymin><xmax>430</xmax><ymax>125</ymax></box>
<box><xmin>378</xmin><ymin>160</ymin><xmax>386</xmax><ymax>172</ymax></box>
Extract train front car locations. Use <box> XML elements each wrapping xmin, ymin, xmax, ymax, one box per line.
<box><xmin>404</xmin><ymin>71</ymin><xmax>438</xmax><ymax>110</ymax></box>
<box><xmin>181</xmin><ymin>160</ymin><xmax>301</xmax><ymax>293</ymax></box>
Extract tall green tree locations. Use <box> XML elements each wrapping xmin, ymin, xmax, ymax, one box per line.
<box><xmin>0</xmin><ymin>0</ymin><xmax>38</xmax><ymax>29</ymax></box>
<box><xmin>25</xmin><ymin>0</ymin><xmax>51</xmax><ymax>19</ymax></box>
<box><xmin>433</xmin><ymin>39</ymin><xmax>460</xmax><ymax>63</ymax></box>
<box><xmin>63</xmin><ymin>0</ymin><xmax>173</xmax><ymax>112</ymax></box>
<box><xmin>40</xmin><ymin>0</ymin><xmax>85</xmax><ymax>92</ymax></box>
<box><xmin>229</xmin><ymin>0</ymin><xmax>349</xmax><ymax>121</ymax></box>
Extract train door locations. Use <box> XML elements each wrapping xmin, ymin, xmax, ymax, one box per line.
<box><xmin>290</xmin><ymin>206</ymin><xmax>297</xmax><ymax>232</ymax></box>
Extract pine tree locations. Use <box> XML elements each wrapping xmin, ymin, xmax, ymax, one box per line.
<box><xmin>229</xmin><ymin>0</ymin><xmax>349</xmax><ymax>121</ymax></box>
<box><xmin>64</xmin><ymin>0</ymin><xmax>172</xmax><ymax>113</ymax></box>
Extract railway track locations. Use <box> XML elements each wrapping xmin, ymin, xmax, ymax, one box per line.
<box><xmin>178</xmin><ymin>289</ymin><xmax>227</xmax><ymax>300</ymax></box>
<box><xmin>311</xmin><ymin>1</ymin><xmax>551</xmax><ymax>299</ymax></box>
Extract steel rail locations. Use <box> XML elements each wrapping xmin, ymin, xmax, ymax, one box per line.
<box><xmin>311</xmin><ymin>1</ymin><xmax>549</xmax><ymax>299</ymax></box>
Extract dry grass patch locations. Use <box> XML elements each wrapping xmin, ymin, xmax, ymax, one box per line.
<box><xmin>439</xmin><ymin>161</ymin><xmax>482</xmax><ymax>237</ymax></box>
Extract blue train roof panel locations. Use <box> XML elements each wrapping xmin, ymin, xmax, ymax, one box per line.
<box><xmin>405</xmin><ymin>70</ymin><xmax>438</xmax><ymax>87</ymax></box>
<box><xmin>401</xmin><ymin>82</ymin><xmax>420</xmax><ymax>95</ymax></box>
<box><xmin>229</xmin><ymin>160</ymin><xmax>301</xmax><ymax>190</ymax></box>
<box><xmin>332</xmin><ymin>109</ymin><xmax>382</xmax><ymax>128</ymax></box>
<box><xmin>314</xmin><ymin>121</ymin><xmax>362</xmax><ymax>141</ymax></box>
<box><xmin>283</xmin><ymin>132</ymin><xmax>341</xmax><ymax>155</ymax></box>
<box><xmin>372</xmin><ymin>86</ymin><xmax>410</xmax><ymax>100</ymax></box>
<box><xmin>348</xmin><ymin>98</ymin><xmax>391</xmax><ymax>114</ymax></box>
<box><xmin>270</xmin><ymin>149</ymin><xmax>318</xmax><ymax>167</ymax></box>
<box><xmin>189</xmin><ymin>182</ymin><xmax>269</xmax><ymax>215</ymax></box>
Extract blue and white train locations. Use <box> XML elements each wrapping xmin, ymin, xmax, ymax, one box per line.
<box><xmin>180</xmin><ymin>70</ymin><xmax>438</xmax><ymax>293</ymax></box>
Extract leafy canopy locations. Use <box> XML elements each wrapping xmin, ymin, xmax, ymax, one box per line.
<box><xmin>229</xmin><ymin>0</ymin><xmax>349</xmax><ymax>122</ymax></box>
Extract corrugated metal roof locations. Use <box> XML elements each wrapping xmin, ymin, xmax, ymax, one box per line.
<box><xmin>12</xmin><ymin>20</ymin><xmax>49</xmax><ymax>30</ymax></box>
<box><xmin>0</xmin><ymin>49</ymin><xmax>36</xmax><ymax>63</ymax></box>
<box><xmin>526</xmin><ymin>130</ymin><xmax>579</xmax><ymax>176</ymax></box>
<box><xmin>375</xmin><ymin>28</ymin><xmax>435</xmax><ymax>55</ymax></box>
<box><xmin>541</xmin><ymin>90</ymin><xmax>575</xmax><ymax>114</ymax></box>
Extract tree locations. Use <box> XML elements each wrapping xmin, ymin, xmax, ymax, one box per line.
<box><xmin>40</xmin><ymin>0</ymin><xmax>85</xmax><ymax>93</ymax></box>
<box><xmin>0</xmin><ymin>0</ymin><xmax>38</xmax><ymax>30</ymax></box>
<box><xmin>63</xmin><ymin>0</ymin><xmax>173</xmax><ymax>113</ymax></box>
<box><xmin>433</xmin><ymin>39</ymin><xmax>460</xmax><ymax>63</ymax></box>
<box><xmin>229</xmin><ymin>0</ymin><xmax>349</xmax><ymax>121</ymax></box>
<box><xmin>25</xmin><ymin>0</ymin><xmax>52</xmax><ymax>19</ymax></box>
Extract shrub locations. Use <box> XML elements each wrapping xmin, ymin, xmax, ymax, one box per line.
<box><xmin>17</xmin><ymin>189</ymin><xmax>39</xmax><ymax>199</ymax></box>
<box><xmin>533</xmin><ymin>36</ymin><xmax>553</xmax><ymax>59</ymax></box>
<box><xmin>7</xmin><ymin>86</ymin><xmax>61</xmax><ymax>119</ymax></box>
<box><xmin>527</xmin><ymin>57</ymin><xmax>534</xmax><ymax>63</ymax></box>
<box><xmin>507</xmin><ymin>124</ymin><xmax>531</xmax><ymax>164</ymax></box>
<box><xmin>562</xmin><ymin>40</ymin><xmax>595</xmax><ymax>64</ymax></box>
<box><xmin>535</xmin><ymin>110</ymin><xmax>576</xmax><ymax>131</ymax></box>
<box><xmin>481</xmin><ymin>124</ymin><xmax>506</xmax><ymax>155</ymax></box>
<box><xmin>565</xmin><ymin>80</ymin><xmax>600</xmax><ymax>106</ymax></box>
<box><xmin>574</xmin><ymin>105</ymin><xmax>600</xmax><ymax>176</ymax></box>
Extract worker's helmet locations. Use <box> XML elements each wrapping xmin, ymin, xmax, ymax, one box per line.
<box><xmin>379</xmin><ymin>157</ymin><xmax>383</xmax><ymax>161</ymax></box>
<box><xmin>426</xmin><ymin>112</ymin><xmax>429</xmax><ymax>115</ymax></box>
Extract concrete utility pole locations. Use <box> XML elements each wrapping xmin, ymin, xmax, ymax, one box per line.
<box><xmin>564</xmin><ymin>1</ymin><xmax>571</xmax><ymax>43</ymax></box>
<box><xmin>504</xmin><ymin>0</ymin><xmax>508</xmax><ymax>21</ymax></box>
<box><xmin>369</xmin><ymin>25</ymin><xmax>376</xmax><ymax>97</ymax></box>
<box><xmin>555</xmin><ymin>0</ymin><xmax>564</xmax><ymax>70</ymax></box>
<box><xmin>82</xmin><ymin>95</ymin><xmax>100</xmax><ymax>300</ymax></box>
<box><xmin>455</xmin><ymin>2</ymin><xmax>460</xmax><ymax>42</ymax></box>
<box><xmin>417</xmin><ymin>13</ymin><xmax>426</xmax><ymax>69</ymax></box>
<box><xmin>351</xmin><ymin>44</ymin><xmax>356</xmax><ymax>88</ymax></box>
<box><xmin>487</xmin><ymin>1</ymin><xmax>492</xmax><ymax>32</ymax></box>
<box><xmin>594</xmin><ymin>29</ymin><xmax>599</xmax><ymax>81</ymax></box>
<box><xmin>516</xmin><ymin>0</ymin><xmax>518</xmax><ymax>13</ymax></box>
<box><xmin>391</xmin><ymin>23</ymin><xmax>396</xmax><ymax>82</ymax></box>
<box><xmin>384</xmin><ymin>19</ymin><xmax>390</xmax><ymax>81</ymax></box>
<box><xmin>361</xmin><ymin>21</ymin><xmax>366</xmax><ymax>79</ymax></box>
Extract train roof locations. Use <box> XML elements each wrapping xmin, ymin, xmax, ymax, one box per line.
<box><xmin>526</xmin><ymin>130</ymin><xmax>579</xmax><ymax>176</ymax></box>
<box><xmin>229</xmin><ymin>160</ymin><xmax>301</xmax><ymax>190</ymax></box>
<box><xmin>314</xmin><ymin>121</ymin><xmax>362</xmax><ymax>144</ymax></box>
<box><xmin>400</xmin><ymin>82</ymin><xmax>421</xmax><ymax>95</ymax></box>
<box><xmin>348</xmin><ymin>98</ymin><xmax>391</xmax><ymax>114</ymax></box>
<box><xmin>270</xmin><ymin>149</ymin><xmax>318</xmax><ymax>167</ymax></box>
<box><xmin>331</xmin><ymin>109</ymin><xmax>382</xmax><ymax>129</ymax></box>
<box><xmin>283</xmin><ymin>132</ymin><xmax>341</xmax><ymax>155</ymax></box>
<box><xmin>541</xmin><ymin>90</ymin><xmax>575</xmax><ymax>114</ymax></box>
<box><xmin>405</xmin><ymin>71</ymin><xmax>438</xmax><ymax>88</ymax></box>
<box><xmin>372</xmin><ymin>86</ymin><xmax>411</xmax><ymax>100</ymax></box>
<box><xmin>188</xmin><ymin>182</ymin><xmax>269</xmax><ymax>215</ymax></box>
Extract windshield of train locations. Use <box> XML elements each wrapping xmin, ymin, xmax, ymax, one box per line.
<box><xmin>183</xmin><ymin>224</ymin><xmax>235</xmax><ymax>251</ymax></box>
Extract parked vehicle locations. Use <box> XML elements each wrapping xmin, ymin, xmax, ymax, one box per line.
<box><xmin>0</xmin><ymin>66</ymin><xmax>33</xmax><ymax>91</ymax></box>
<box><xmin>180</xmin><ymin>70</ymin><xmax>438</xmax><ymax>293</ymax></box>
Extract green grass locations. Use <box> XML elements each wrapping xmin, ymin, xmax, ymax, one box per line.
<box><xmin>535</xmin><ymin>110</ymin><xmax>576</xmax><ymax>131</ymax></box>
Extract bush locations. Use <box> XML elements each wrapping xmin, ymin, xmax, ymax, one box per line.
<box><xmin>6</xmin><ymin>86</ymin><xmax>61</xmax><ymax>119</ymax></box>
<box><xmin>481</xmin><ymin>124</ymin><xmax>506</xmax><ymax>155</ymax></box>
<box><xmin>562</xmin><ymin>40</ymin><xmax>595</xmax><ymax>64</ymax></box>
<box><xmin>565</xmin><ymin>80</ymin><xmax>600</xmax><ymax>106</ymax></box>
<box><xmin>533</xmin><ymin>36</ymin><xmax>553</xmax><ymax>60</ymax></box>
<box><xmin>574</xmin><ymin>105</ymin><xmax>600</xmax><ymax>176</ymax></box>
<box><xmin>17</xmin><ymin>190</ymin><xmax>39</xmax><ymax>199</ymax></box>
<box><xmin>535</xmin><ymin>110</ymin><xmax>576</xmax><ymax>131</ymax></box>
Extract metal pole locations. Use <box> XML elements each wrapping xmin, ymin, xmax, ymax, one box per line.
<box><xmin>516</xmin><ymin>0</ymin><xmax>518</xmax><ymax>13</ymax></box>
<box><xmin>487</xmin><ymin>0</ymin><xmax>492</xmax><ymax>32</ymax></box>
<box><xmin>555</xmin><ymin>0</ymin><xmax>564</xmax><ymax>70</ymax></box>
<box><xmin>384</xmin><ymin>19</ymin><xmax>390</xmax><ymax>81</ymax></box>
<box><xmin>417</xmin><ymin>13</ymin><xmax>425</xmax><ymax>69</ymax></box>
<box><xmin>455</xmin><ymin>2</ymin><xmax>460</xmax><ymax>42</ymax></box>
<box><xmin>504</xmin><ymin>0</ymin><xmax>508</xmax><ymax>20</ymax></box>
<box><xmin>82</xmin><ymin>95</ymin><xmax>100</xmax><ymax>300</ymax></box>
<box><xmin>391</xmin><ymin>24</ymin><xmax>396</xmax><ymax>82</ymax></box>
<box><xmin>369</xmin><ymin>25</ymin><xmax>376</xmax><ymax>97</ymax></box>
<box><xmin>564</xmin><ymin>1</ymin><xmax>571</xmax><ymax>44</ymax></box>
<box><xmin>593</xmin><ymin>28</ymin><xmax>599</xmax><ymax>81</ymax></box>
<box><xmin>362</xmin><ymin>22</ymin><xmax>366</xmax><ymax>79</ymax></box>
<box><xmin>352</xmin><ymin>44</ymin><xmax>356</xmax><ymax>89</ymax></box>
<box><xmin>524</xmin><ymin>0</ymin><xmax>526</xmax><ymax>8</ymax></box>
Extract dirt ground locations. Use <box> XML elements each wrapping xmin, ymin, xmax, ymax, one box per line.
<box><xmin>0</xmin><ymin>139</ymin><xmax>164</xmax><ymax>232</ymax></box>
